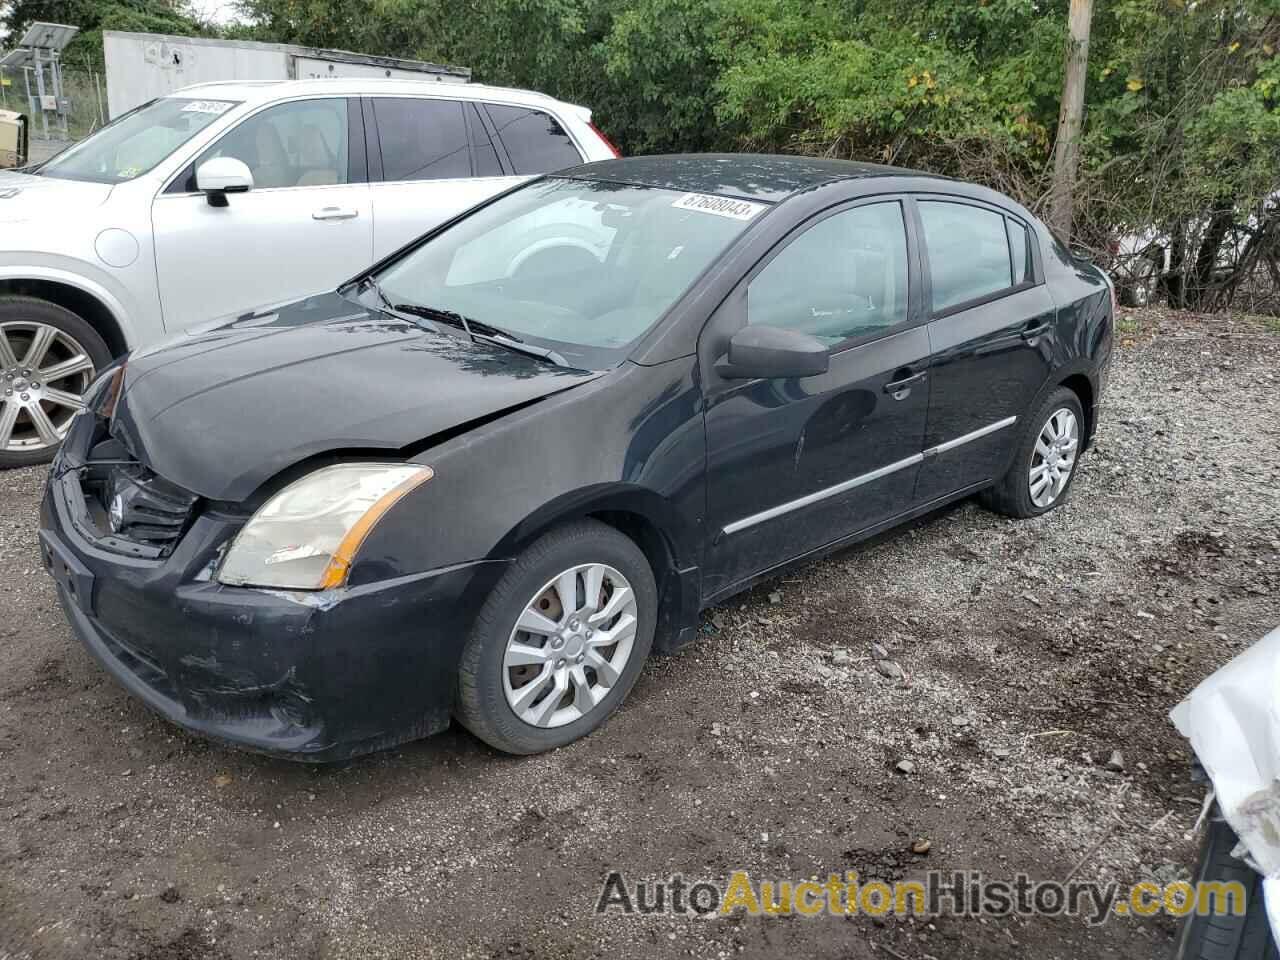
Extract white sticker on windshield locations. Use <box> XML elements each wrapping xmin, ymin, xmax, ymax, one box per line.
<box><xmin>180</xmin><ymin>100</ymin><xmax>233</xmax><ymax>115</ymax></box>
<box><xmin>671</xmin><ymin>193</ymin><xmax>765</xmax><ymax>221</ymax></box>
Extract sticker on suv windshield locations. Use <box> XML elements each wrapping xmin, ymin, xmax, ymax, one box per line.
<box><xmin>671</xmin><ymin>193</ymin><xmax>765</xmax><ymax>221</ymax></box>
<box><xmin>180</xmin><ymin>100</ymin><xmax>233</xmax><ymax>115</ymax></box>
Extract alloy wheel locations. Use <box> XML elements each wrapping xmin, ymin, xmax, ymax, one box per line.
<box><xmin>1028</xmin><ymin>407</ymin><xmax>1079</xmax><ymax>508</ymax></box>
<box><xmin>0</xmin><ymin>321</ymin><xmax>95</xmax><ymax>454</ymax></box>
<box><xmin>502</xmin><ymin>562</ymin><xmax>638</xmax><ymax>729</ymax></box>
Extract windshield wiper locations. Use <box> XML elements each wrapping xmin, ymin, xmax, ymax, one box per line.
<box><xmin>344</xmin><ymin>274</ymin><xmax>397</xmax><ymax>315</ymax></box>
<box><xmin>391</xmin><ymin>303</ymin><xmax>570</xmax><ymax>368</ymax></box>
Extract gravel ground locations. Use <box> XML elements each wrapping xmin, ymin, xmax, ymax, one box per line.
<box><xmin>1</xmin><ymin>307</ymin><xmax>1278</xmax><ymax>960</ymax></box>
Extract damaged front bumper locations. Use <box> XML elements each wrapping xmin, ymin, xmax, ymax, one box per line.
<box><xmin>40</xmin><ymin>465</ymin><xmax>504</xmax><ymax>762</ymax></box>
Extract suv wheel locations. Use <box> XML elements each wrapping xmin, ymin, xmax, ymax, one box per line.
<box><xmin>455</xmin><ymin>520</ymin><xmax>657</xmax><ymax>754</ymax></box>
<box><xmin>0</xmin><ymin>297</ymin><xmax>111</xmax><ymax>468</ymax></box>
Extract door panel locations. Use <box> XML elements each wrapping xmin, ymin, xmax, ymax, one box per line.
<box><xmin>370</xmin><ymin>176</ymin><xmax>520</xmax><ymax>259</ymax></box>
<box><xmin>702</xmin><ymin>199</ymin><xmax>930</xmax><ymax>599</ymax></box>
<box><xmin>916</xmin><ymin>285</ymin><xmax>1056</xmax><ymax>504</ymax></box>
<box><xmin>913</xmin><ymin>197</ymin><xmax>1056</xmax><ymax>502</ymax></box>
<box><xmin>152</xmin><ymin>97</ymin><xmax>372</xmax><ymax>331</ymax></box>
<box><xmin>703</xmin><ymin>327</ymin><xmax>932</xmax><ymax>596</ymax></box>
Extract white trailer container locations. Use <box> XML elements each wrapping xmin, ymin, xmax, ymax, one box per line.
<box><xmin>103</xmin><ymin>32</ymin><xmax>469</xmax><ymax>119</ymax></box>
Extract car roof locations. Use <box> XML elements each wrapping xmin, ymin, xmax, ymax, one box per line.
<box><xmin>164</xmin><ymin>79</ymin><xmax>590</xmax><ymax>119</ymax></box>
<box><xmin>558</xmin><ymin>153</ymin><xmax>948</xmax><ymax>203</ymax></box>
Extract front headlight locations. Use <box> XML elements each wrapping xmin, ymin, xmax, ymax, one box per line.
<box><xmin>217</xmin><ymin>463</ymin><xmax>433</xmax><ymax>590</ymax></box>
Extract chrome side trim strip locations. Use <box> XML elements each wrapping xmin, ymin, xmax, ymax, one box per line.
<box><xmin>720</xmin><ymin>415</ymin><xmax>1018</xmax><ymax>536</ymax></box>
<box><xmin>722</xmin><ymin>452</ymin><xmax>924</xmax><ymax>536</ymax></box>
<box><xmin>923</xmin><ymin>415</ymin><xmax>1017</xmax><ymax>457</ymax></box>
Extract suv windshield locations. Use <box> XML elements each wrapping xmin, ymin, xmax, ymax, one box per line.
<box><xmin>370</xmin><ymin>177</ymin><xmax>769</xmax><ymax>369</ymax></box>
<box><xmin>37</xmin><ymin>97</ymin><xmax>239</xmax><ymax>184</ymax></box>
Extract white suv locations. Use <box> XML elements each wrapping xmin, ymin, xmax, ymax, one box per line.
<box><xmin>0</xmin><ymin>79</ymin><xmax>618</xmax><ymax>465</ymax></box>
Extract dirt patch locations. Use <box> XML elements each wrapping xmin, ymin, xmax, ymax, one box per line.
<box><xmin>0</xmin><ymin>308</ymin><xmax>1278</xmax><ymax>959</ymax></box>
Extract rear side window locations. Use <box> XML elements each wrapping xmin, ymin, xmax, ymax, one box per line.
<box><xmin>374</xmin><ymin>98</ymin><xmax>470</xmax><ymax>182</ymax></box>
<box><xmin>485</xmin><ymin>104</ymin><xmax>581</xmax><ymax>174</ymax></box>
<box><xmin>1007</xmin><ymin>218</ymin><xmax>1032</xmax><ymax>285</ymax></box>
<box><xmin>919</xmin><ymin>201</ymin><xmax>1013</xmax><ymax>312</ymax></box>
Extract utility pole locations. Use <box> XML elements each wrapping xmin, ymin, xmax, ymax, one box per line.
<box><xmin>1049</xmin><ymin>0</ymin><xmax>1094</xmax><ymax>242</ymax></box>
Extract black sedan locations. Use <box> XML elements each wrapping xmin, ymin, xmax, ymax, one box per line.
<box><xmin>39</xmin><ymin>155</ymin><xmax>1113</xmax><ymax>759</ymax></box>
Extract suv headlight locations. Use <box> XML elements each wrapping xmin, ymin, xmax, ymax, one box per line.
<box><xmin>217</xmin><ymin>463</ymin><xmax>433</xmax><ymax>590</ymax></box>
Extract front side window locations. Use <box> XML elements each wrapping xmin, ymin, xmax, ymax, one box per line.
<box><xmin>197</xmin><ymin>98</ymin><xmax>349</xmax><ymax>189</ymax></box>
<box><xmin>374</xmin><ymin>98</ymin><xmax>470</xmax><ymax>182</ymax></box>
<box><xmin>370</xmin><ymin>178</ymin><xmax>764</xmax><ymax>368</ymax></box>
<box><xmin>486</xmin><ymin>104</ymin><xmax>582</xmax><ymax>175</ymax></box>
<box><xmin>747</xmin><ymin>202</ymin><xmax>910</xmax><ymax>346</ymax></box>
<box><xmin>919</xmin><ymin>201</ymin><xmax>1013</xmax><ymax>312</ymax></box>
<box><xmin>37</xmin><ymin>97</ymin><xmax>238</xmax><ymax>184</ymax></box>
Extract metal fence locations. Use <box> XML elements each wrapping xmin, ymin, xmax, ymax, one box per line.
<box><xmin>0</xmin><ymin>64</ymin><xmax>106</xmax><ymax>145</ymax></box>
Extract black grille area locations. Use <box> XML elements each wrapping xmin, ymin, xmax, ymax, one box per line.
<box><xmin>105</xmin><ymin>470</ymin><xmax>198</xmax><ymax>545</ymax></box>
<box><xmin>75</xmin><ymin>431</ymin><xmax>199</xmax><ymax>555</ymax></box>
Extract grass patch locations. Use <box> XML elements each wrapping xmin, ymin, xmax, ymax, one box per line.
<box><xmin>1116</xmin><ymin>313</ymin><xmax>1142</xmax><ymax>336</ymax></box>
<box><xmin>1263</xmin><ymin>316</ymin><xmax>1280</xmax><ymax>334</ymax></box>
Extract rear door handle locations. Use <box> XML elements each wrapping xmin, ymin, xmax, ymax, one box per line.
<box><xmin>883</xmin><ymin>371</ymin><xmax>927</xmax><ymax>396</ymax></box>
<box><xmin>1021</xmin><ymin>322</ymin><xmax>1051</xmax><ymax>341</ymax></box>
<box><xmin>313</xmin><ymin>207</ymin><xmax>359</xmax><ymax>221</ymax></box>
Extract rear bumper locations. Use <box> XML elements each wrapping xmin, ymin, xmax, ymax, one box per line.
<box><xmin>40</xmin><ymin>470</ymin><xmax>505</xmax><ymax>762</ymax></box>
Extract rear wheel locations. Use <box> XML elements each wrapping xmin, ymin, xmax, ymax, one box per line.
<box><xmin>980</xmin><ymin>387</ymin><xmax>1084</xmax><ymax>519</ymax></box>
<box><xmin>0</xmin><ymin>297</ymin><xmax>110</xmax><ymax>468</ymax></box>
<box><xmin>455</xmin><ymin>520</ymin><xmax>657</xmax><ymax>754</ymax></box>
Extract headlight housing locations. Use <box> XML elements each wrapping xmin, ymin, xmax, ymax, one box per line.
<box><xmin>217</xmin><ymin>463</ymin><xmax>433</xmax><ymax>590</ymax></box>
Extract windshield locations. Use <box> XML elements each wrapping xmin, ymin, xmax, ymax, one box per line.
<box><xmin>371</xmin><ymin>178</ymin><xmax>769</xmax><ymax>368</ymax></box>
<box><xmin>37</xmin><ymin>97</ymin><xmax>239</xmax><ymax>184</ymax></box>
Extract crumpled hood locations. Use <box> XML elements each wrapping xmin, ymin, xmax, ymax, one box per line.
<box><xmin>111</xmin><ymin>292</ymin><xmax>602</xmax><ymax>501</ymax></box>
<box><xmin>0</xmin><ymin>171</ymin><xmax>114</xmax><ymax>224</ymax></box>
<box><xmin>1171</xmin><ymin>624</ymin><xmax>1280</xmax><ymax>942</ymax></box>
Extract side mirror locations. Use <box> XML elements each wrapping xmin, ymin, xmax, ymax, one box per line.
<box><xmin>196</xmin><ymin>157</ymin><xmax>253</xmax><ymax>208</ymax></box>
<box><xmin>717</xmin><ymin>325</ymin><xmax>829</xmax><ymax>380</ymax></box>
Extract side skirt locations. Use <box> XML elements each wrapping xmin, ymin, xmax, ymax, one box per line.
<box><xmin>700</xmin><ymin>479</ymin><xmax>991</xmax><ymax>610</ymax></box>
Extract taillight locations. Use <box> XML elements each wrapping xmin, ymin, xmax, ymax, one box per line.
<box><xmin>589</xmin><ymin>121</ymin><xmax>622</xmax><ymax>158</ymax></box>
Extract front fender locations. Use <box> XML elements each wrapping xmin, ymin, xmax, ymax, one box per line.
<box><xmin>0</xmin><ymin>256</ymin><xmax>154</xmax><ymax>347</ymax></box>
<box><xmin>348</xmin><ymin>360</ymin><xmax>706</xmax><ymax>587</ymax></box>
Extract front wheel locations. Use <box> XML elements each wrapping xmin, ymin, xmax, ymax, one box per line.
<box><xmin>455</xmin><ymin>520</ymin><xmax>657</xmax><ymax>754</ymax></box>
<box><xmin>980</xmin><ymin>386</ymin><xmax>1085</xmax><ymax>519</ymax></box>
<box><xmin>1173</xmin><ymin>810</ymin><xmax>1278</xmax><ymax>960</ymax></box>
<box><xmin>0</xmin><ymin>297</ymin><xmax>111</xmax><ymax>468</ymax></box>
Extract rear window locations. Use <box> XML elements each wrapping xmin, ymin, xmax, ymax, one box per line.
<box><xmin>485</xmin><ymin>104</ymin><xmax>582</xmax><ymax>175</ymax></box>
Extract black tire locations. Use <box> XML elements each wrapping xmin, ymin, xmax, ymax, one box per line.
<box><xmin>0</xmin><ymin>296</ymin><xmax>112</xmax><ymax>469</ymax></box>
<box><xmin>454</xmin><ymin>520</ymin><xmax>657</xmax><ymax>755</ymax></box>
<box><xmin>1174</xmin><ymin>812</ymin><xmax>1278</xmax><ymax>960</ymax></box>
<box><xmin>980</xmin><ymin>386</ymin><xmax>1085</xmax><ymax>519</ymax></box>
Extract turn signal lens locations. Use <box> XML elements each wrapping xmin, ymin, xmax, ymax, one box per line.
<box><xmin>217</xmin><ymin>463</ymin><xmax>433</xmax><ymax>590</ymax></box>
<box><xmin>95</xmin><ymin>362</ymin><xmax>127</xmax><ymax>419</ymax></box>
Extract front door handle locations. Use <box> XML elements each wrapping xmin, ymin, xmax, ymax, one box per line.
<box><xmin>883</xmin><ymin>370</ymin><xmax>927</xmax><ymax>397</ymax></box>
<box><xmin>1020</xmin><ymin>322</ymin><xmax>1051</xmax><ymax>341</ymax></box>
<box><xmin>313</xmin><ymin>206</ymin><xmax>359</xmax><ymax>221</ymax></box>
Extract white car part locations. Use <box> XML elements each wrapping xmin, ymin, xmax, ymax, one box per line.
<box><xmin>1171</xmin><ymin>624</ymin><xmax>1280</xmax><ymax>942</ymax></box>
